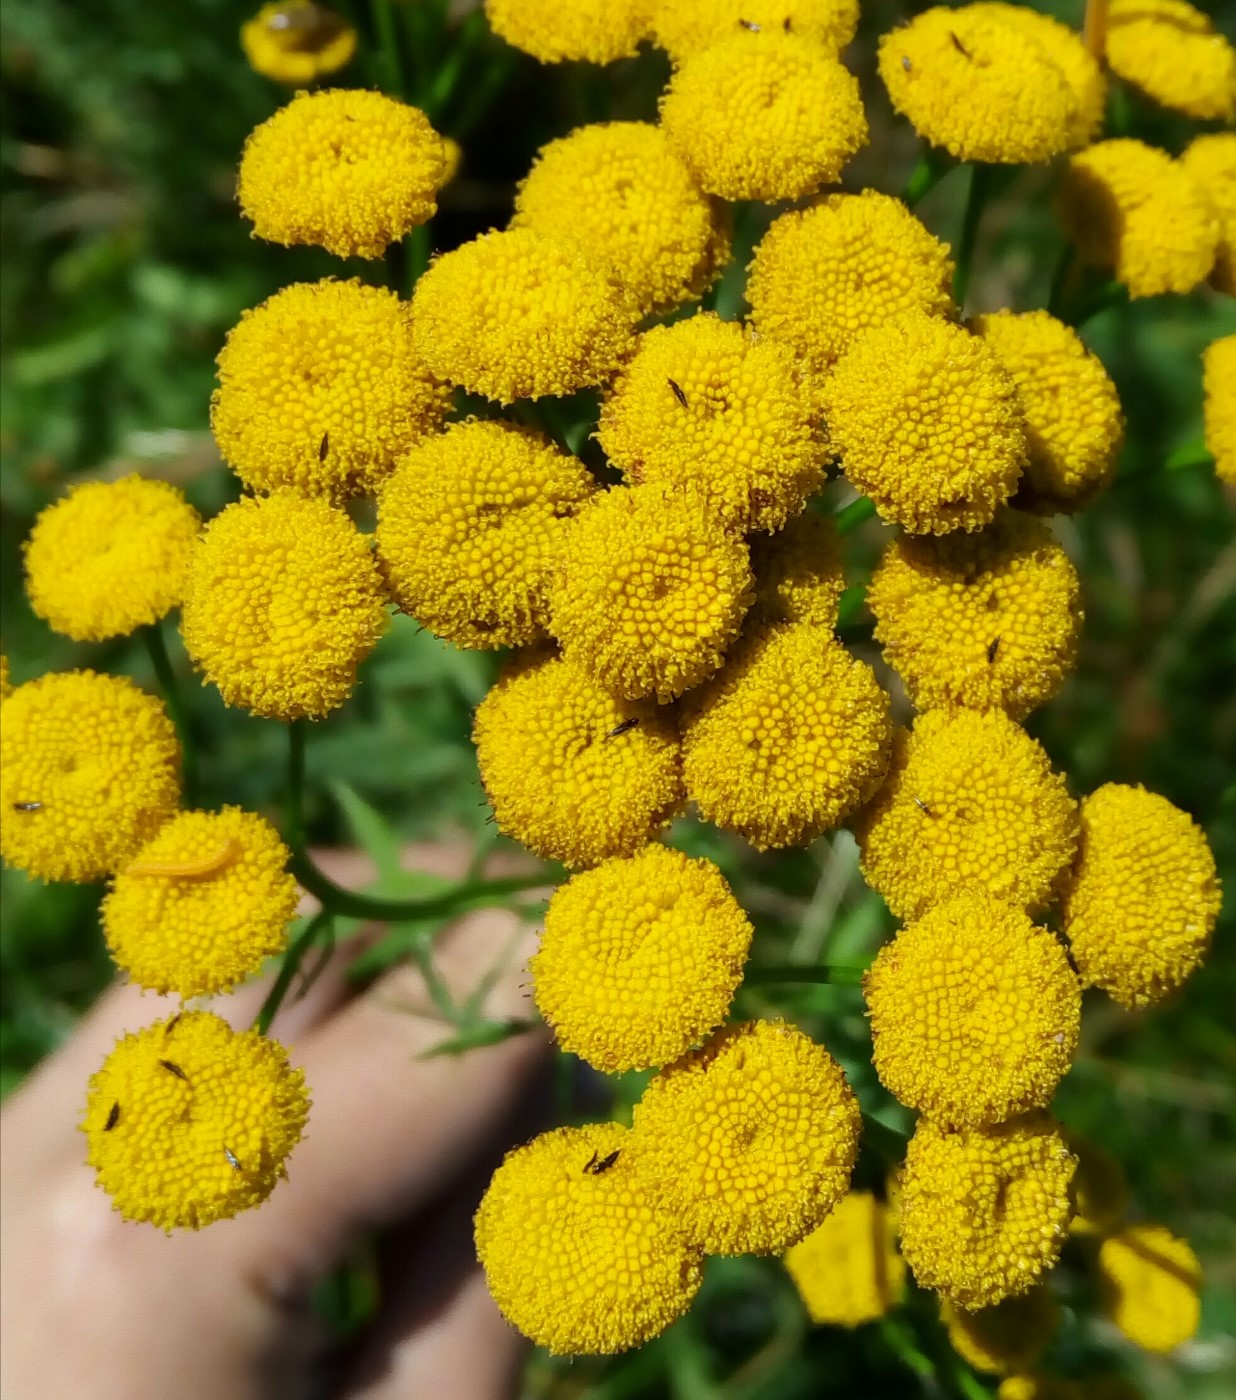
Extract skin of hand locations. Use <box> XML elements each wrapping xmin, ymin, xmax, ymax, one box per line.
<box><xmin>0</xmin><ymin>845</ymin><xmax>549</xmax><ymax>1400</ymax></box>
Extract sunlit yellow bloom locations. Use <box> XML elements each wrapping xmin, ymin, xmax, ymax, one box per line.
<box><xmin>650</xmin><ymin>0</ymin><xmax>859</xmax><ymax>62</ymax></box>
<box><xmin>241</xmin><ymin>2</ymin><xmax>356</xmax><ymax>84</ymax></box>
<box><xmin>1182</xmin><ymin>134</ymin><xmax>1236</xmax><ymax>295</ymax></box>
<box><xmin>1098</xmin><ymin>1223</ymin><xmax>1202</xmax><ymax>1353</ymax></box>
<box><xmin>997</xmin><ymin>1378</ymin><xmax>1080</xmax><ymax>1400</ymax></box>
<box><xmin>484</xmin><ymin>0</ymin><xmax>651</xmax><ymax>64</ymax></box>
<box><xmin>1106</xmin><ymin>0</ymin><xmax>1235</xmax><ymax>121</ymax></box>
<box><xmin>943</xmin><ymin>1287</ymin><xmax>1061</xmax><ymax>1375</ymax></box>
<box><xmin>1065</xmin><ymin>1132</ymin><xmax>1130</xmax><ymax>1236</ymax></box>
<box><xmin>1203</xmin><ymin>336</ymin><xmax>1236</xmax><ymax>485</ymax></box>
<box><xmin>748</xmin><ymin>512</ymin><xmax>846</xmax><ymax>631</ymax></box>
<box><xmin>783</xmin><ymin>1191</ymin><xmax>905</xmax><ymax>1327</ymax></box>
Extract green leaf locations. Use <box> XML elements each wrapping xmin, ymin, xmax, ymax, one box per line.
<box><xmin>416</xmin><ymin>1017</ymin><xmax>539</xmax><ymax>1059</ymax></box>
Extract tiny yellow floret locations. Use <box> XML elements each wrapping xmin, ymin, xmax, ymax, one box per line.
<box><xmin>474</xmin><ymin>1122</ymin><xmax>702</xmax><ymax>1355</ymax></box>
<box><xmin>24</xmin><ymin>476</ymin><xmax>200</xmax><ymax>642</ymax></box>
<box><xmin>632</xmin><ymin>1020</ymin><xmax>861</xmax><ymax>1256</ymax></box>
<box><xmin>748</xmin><ymin>512</ymin><xmax>846</xmax><ymax>631</ymax></box>
<box><xmin>241</xmin><ymin>2</ymin><xmax>356</xmax><ymax>84</ymax></box>
<box><xmin>1182</xmin><ymin>134</ymin><xmax>1236</xmax><ymax>295</ymax></box>
<box><xmin>238</xmin><ymin>88</ymin><xmax>446</xmax><ymax>258</ymax></box>
<box><xmin>1203</xmin><ymin>336</ymin><xmax>1236</xmax><ymax>485</ymax></box>
<box><xmin>942</xmin><ymin>1287</ymin><xmax>1062</xmax><ymax>1375</ymax></box>
<box><xmin>783</xmin><ymin>1191</ymin><xmax>905</xmax><ymax>1327</ymax></box>
<box><xmin>181</xmin><ymin>490</ymin><xmax>387</xmax><ymax>721</ymax></box>
<box><xmin>1098</xmin><ymin>1223</ymin><xmax>1203</xmax><ymax>1353</ymax></box>
<box><xmin>1</xmin><ymin>671</ymin><xmax>180</xmax><ymax>883</ymax></box>
<box><xmin>81</xmin><ymin>1011</ymin><xmax>309</xmax><ymax>1231</ymax></box>
<box><xmin>650</xmin><ymin>0</ymin><xmax>859</xmax><ymax>61</ymax></box>
<box><xmin>1106</xmin><ymin>0</ymin><xmax>1235</xmax><ymax>122</ymax></box>
<box><xmin>484</xmin><ymin>0</ymin><xmax>651</xmax><ymax>64</ymax></box>
<box><xmin>102</xmin><ymin>807</ymin><xmax>298</xmax><ymax>998</ymax></box>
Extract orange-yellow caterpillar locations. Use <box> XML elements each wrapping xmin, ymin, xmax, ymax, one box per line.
<box><xmin>123</xmin><ymin>838</ymin><xmax>240</xmax><ymax>880</ymax></box>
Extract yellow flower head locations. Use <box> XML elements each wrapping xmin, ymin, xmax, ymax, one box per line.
<box><xmin>1059</xmin><ymin>783</ymin><xmax>1221</xmax><ymax>1010</ymax></box>
<box><xmin>898</xmin><ymin>1113</ymin><xmax>1076</xmax><ymax>1310</ymax></box>
<box><xmin>473</xmin><ymin>652</ymin><xmax>685</xmax><ymax>868</ymax></box>
<box><xmin>1098</xmin><ymin>1223</ymin><xmax>1203</xmax><ymax>1353</ymax></box>
<box><xmin>101</xmin><ymin>807</ymin><xmax>298</xmax><ymax>999</ymax></box>
<box><xmin>23</xmin><ymin>476</ymin><xmax>200</xmax><ymax>643</ymax></box>
<box><xmin>376</xmin><ymin>420</ymin><xmax>595</xmax><ymax>649</ymax></box>
<box><xmin>81</xmin><ymin>1011</ymin><xmax>308</xmax><ymax>1231</ymax></box>
<box><xmin>1</xmin><ymin>671</ymin><xmax>180</xmax><ymax>883</ymax></box>
<box><xmin>1058</xmin><ymin>140</ymin><xmax>1218</xmax><ymax>299</ymax></box>
<box><xmin>1106</xmin><ymin>0</ymin><xmax>1236</xmax><ymax>121</ymax></box>
<box><xmin>822</xmin><ymin>312</ymin><xmax>1025</xmax><ymax>536</ymax></box>
<box><xmin>997</xmin><ymin>1378</ymin><xmax>1081</xmax><ymax>1400</ymax></box>
<box><xmin>181</xmin><ymin>490</ymin><xmax>387</xmax><ymax>721</ymax></box>
<box><xmin>1182</xmin><ymin>134</ymin><xmax>1236</xmax><ymax>296</ymax></box>
<box><xmin>878</xmin><ymin>6</ymin><xmax>1079</xmax><ymax>165</ymax></box>
<box><xmin>867</xmin><ymin>512</ymin><xmax>1083</xmax><ymax>721</ymax></box>
<box><xmin>238</xmin><ymin>88</ymin><xmax>445</xmax><ymax>259</ymax></box>
<box><xmin>973</xmin><ymin>310</ymin><xmax>1125</xmax><ymax>514</ymax></box>
<box><xmin>240</xmin><ymin>2</ymin><xmax>356</xmax><ymax>84</ymax></box>
<box><xmin>597</xmin><ymin>314</ymin><xmax>826</xmax><ymax>533</ymax></box>
<box><xmin>1065</xmin><ymin>1132</ymin><xmax>1130</xmax><ymax>1236</ymax></box>
<box><xmin>651</xmin><ymin>0</ymin><xmax>858</xmax><ymax>61</ymax></box>
<box><xmin>1203</xmin><ymin>335</ymin><xmax>1236</xmax><ymax>485</ymax></box>
<box><xmin>212</xmin><ymin>280</ymin><xmax>450</xmax><ymax>501</ymax></box>
<box><xmin>682</xmin><ymin>624</ymin><xmax>892</xmax><ymax>850</ymax></box>
<box><xmin>411</xmin><ymin>228</ymin><xmax>637</xmax><ymax>404</ymax></box>
<box><xmin>475</xmin><ymin>1123</ymin><xmax>702</xmax><ymax>1355</ymax></box>
<box><xmin>532</xmin><ymin>844</ymin><xmax>753</xmax><ymax>1072</ymax></box>
<box><xmin>864</xmin><ymin>893</ymin><xmax>1081</xmax><ymax>1128</ymax></box>
<box><xmin>632</xmin><ymin>1020</ymin><xmax>861</xmax><ymax>1255</ymax></box>
<box><xmin>548</xmin><ymin>484</ymin><xmax>753</xmax><ymax>703</ymax></box>
<box><xmin>783</xmin><ymin>1191</ymin><xmax>905</xmax><ymax>1327</ymax></box>
<box><xmin>942</xmin><ymin>1287</ymin><xmax>1062</xmax><ymax>1376</ymax></box>
<box><xmin>512</xmin><ymin>122</ymin><xmax>729</xmax><ymax>316</ymax></box>
<box><xmin>747</xmin><ymin>191</ymin><xmax>955</xmax><ymax>382</ymax></box>
<box><xmin>660</xmin><ymin>31</ymin><xmax>868</xmax><ymax>203</ymax></box>
<box><xmin>484</xmin><ymin>0</ymin><xmax>651</xmax><ymax>64</ymax></box>
<box><xmin>748</xmin><ymin>511</ymin><xmax>846</xmax><ymax>630</ymax></box>
<box><xmin>856</xmin><ymin>709</ymin><xmax>1078</xmax><ymax>921</ymax></box>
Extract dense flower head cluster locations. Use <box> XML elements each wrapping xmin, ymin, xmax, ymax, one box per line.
<box><xmin>1182</xmin><ymin>134</ymin><xmax>1236</xmax><ymax>295</ymax></box>
<box><xmin>1097</xmin><ymin>1224</ymin><xmax>1203</xmax><ymax>1353</ymax></box>
<box><xmin>212</xmin><ymin>280</ymin><xmax>450</xmax><ymax>500</ymax></box>
<box><xmin>748</xmin><ymin>512</ymin><xmax>845</xmax><ymax>629</ymax></box>
<box><xmin>531</xmin><ymin>844</ymin><xmax>752</xmax><ymax>1071</ymax></box>
<box><xmin>484</xmin><ymin>0</ymin><xmax>651</xmax><ymax>65</ymax></box>
<box><xmin>0</xmin><ymin>671</ymin><xmax>181</xmax><ymax>883</ymax></box>
<box><xmin>512</xmin><ymin>123</ymin><xmax>728</xmax><ymax>316</ymax></box>
<box><xmin>1059</xmin><ymin>783</ymin><xmax>1220</xmax><ymax>1009</ymax></box>
<box><xmin>238</xmin><ymin>89</ymin><xmax>446</xmax><ymax>258</ymax></box>
<box><xmin>1105</xmin><ymin>0</ymin><xmax>1236</xmax><ymax>121</ymax></box>
<box><xmin>81</xmin><ymin>1012</ymin><xmax>308</xmax><ymax>1230</ymax></box>
<box><xmin>23</xmin><ymin>476</ymin><xmax>200</xmax><ymax>642</ymax></box>
<box><xmin>868</xmin><ymin>511</ymin><xmax>1083</xmax><ymax>719</ymax></box>
<box><xmin>101</xmin><ymin>807</ymin><xmax>298</xmax><ymax>998</ymax></box>
<box><xmin>1204</xmin><ymin>335</ymin><xmax>1236</xmax><ymax>485</ymax></box>
<box><xmin>649</xmin><ymin>0</ymin><xmax>860</xmax><ymax>61</ymax></box>
<box><xmin>821</xmin><ymin>312</ymin><xmax>1026</xmax><ymax>535</ymax></box>
<box><xmin>942</xmin><ymin>1287</ymin><xmax>1061</xmax><ymax>1375</ymax></box>
<box><xmin>376</xmin><ymin>420</ymin><xmax>595</xmax><ymax>649</ymax></box>
<box><xmin>782</xmin><ymin>1191</ymin><xmax>905</xmax><ymax>1327</ymax></box>
<box><xmin>597</xmin><ymin>315</ymin><xmax>826</xmax><ymax>533</ymax></box>
<box><xmin>660</xmin><ymin>31</ymin><xmax>867</xmax><ymax>203</ymax></box>
<box><xmin>856</xmin><ymin>710</ymin><xmax>1078</xmax><ymax>921</ymax></box>
<box><xmin>241</xmin><ymin>2</ymin><xmax>356</xmax><ymax>84</ymax></box>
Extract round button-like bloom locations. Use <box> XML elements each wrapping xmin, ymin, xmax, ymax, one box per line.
<box><xmin>1106</xmin><ymin>0</ymin><xmax>1236</xmax><ymax>121</ymax></box>
<box><xmin>867</xmin><ymin>512</ymin><xmax>1083</xmax><ymax>720</ymax></box>
<box><xmin>747</xmin><ymin>191</ymin><xmax>955</xmax><ymax>382</ymax></box>
<box><xmin>548</xmin><ymin>484</ymin><xmax>753</xmax><ymax>703</ymax></box>
<box><xmin>512</xmin><ymin>122</ymin><xmax>729</xmax><ymax>316</ymax></box>
<box><xmin>1</xmin><ymin>671</ymin><xmax>180</xmax><ymax>883</ymax></box>
<box><xmin>484</xmin><ymin>0</ymin><xmax>651</xmax><ymax>64</ymax></box>
<box><xmin>212</xmin><ymin>280</ymin><xmax>450</xmax><ymax>500</ymax></box>
<box><xmin>376</xmin><ymin>420</ymin><xmax>595</xmax><ymax>649</ymax></box>
<box><xmin>181</xmin><ymin>490</ymin><xmax>387</xmax><ymax>721</ymax></box>
<box><xmin>473</xmin><ymin>652</ymin><xmax>685</xmax><ymax>869</ymax></box>
<box><xmin>748</xmin><ymin>512</ymin><xmax>846</xmax><ymax>630</ymax></box>
<box><xmin>81</xmin><ymin>1011</ymin><xmax>309</xmax><ymax>1231</ymax></box>
<box><xmin>1204</xmin><ymin>336</ymin><xmax>1236</xmax><ymax>485</ymax></box>
<box><xmin>864</xmin><ymin>893</ymin><xmax>1081</xmax><ymax>1128</ymax></box>
<box><xmin>660</xmin><ymin>31</ymin><xmax>868</xmax><ymax>203</ymax></box>
<box><xmin>632</xmin><ymin>1020</ymin><xmax>861</xmax><ymax>1255</ymax></box>
<box><xmin>238</xmin><ymin>89</ymin><xmax>446</xmax><ymax>259</ymax></box>
<box><xmin>23</xmin><ymin>476</ymin><xmax>200</xmax><ymax>642</ymax></box>
<box><xmin>532</xmin><ymin>844</ymin><xmax>753</xmax><ymax>1072</ymax></box>
<box><xmin>597</xmin><ymin>315</ymin><xmax>826</xmax><ymax>534</ymax></box>
<box><xmin>650</xmin><ymin>0</ymin><xmax>859</xmax><ymax>62</ymax></box>
<box><xmin>476</xmin><ymin>1123</ymin><xmax>702</xmax><ymax>1354</ymax></box>
<box><xmin>1059</xmin><ymin>783</ymin><xmax>1220</xmax><ymax>1010</ymax></box>
<box><xmin>856</xmin><ymin>709</ymin><xmax>1078</xmax><ymax>921</ymax></box>
<box><xmin>898</xmin><ymin>1113</ymin><xmax>1076</xmax><ymax>1310</ymax></box>
<box><xmin>1182</xmin><ymin>134</ymin><xmax>1236</xmax><ymax>295</ymax></box>
<box><xmin>411</xmin><ymin>228</ymin><xmax>637</xmax><ymax>404</ymax></box>
<box><xmin>1065</xmin><ymin>1132</ymin><xmax>1130</xmax><ymax>1236</ymax></box>
<box><xmin>783</xmin><ymin>1191</ymin><xmax>905</xmax><ymax>1327</ymax></box>
<box><xmin>1058</xmin><ymin>140</ymin><xmax>1218</xmax><ymax>300</ymax></box>
<box><xmin>240</xmin><ymin>2</ymin><xmax>356</xmax><ymax>84</ymax></box>
<box><xmin>101</xmin><ymin>807</ymin><xmax>298</xmax><ymax>999</ymax></box>
<box><xmin>682</xmin><ymin>624</ymin><xmax>892</xmax><ymax>850</ymax></box>
<box><xmin>1098</xmin><ymin>1224</ymin><xmax>1202</xmax><ymax>1353</ymax></box>
<box><xmin>878</xmin><ymin>6</ymin><xmax>1079</xmax><ymax>165</ymax></box>
<box><xmin>942</xmin><ymin>1287</ymin><xmax>1061</xmax><ymax>1375</ymax></box>
<box><xmin>972</xmin><ymin>310</ymin><xmax>1125</xmax><ymax>514</ymax></box>
<box><xmin>821</xmin><ymin>312</ymin><xmax>1025</xmax><ymax>536</ymax></box>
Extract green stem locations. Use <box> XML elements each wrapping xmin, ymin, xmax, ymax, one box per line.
<box><xmin>255</xmin><ymin>910</ymin><xmax>333</xmax><ymax>1035</ymax></box>
<box><xmin>372</xmin><ymin>0</ymin><xmax>406</xmax><ymax>97</ymax></box>
<box><xmin>143</xmin><ymin>621</ymin><xmax>198</xmax><ymax>807</ymax></box>
<box><xmin>902</xmin><ymin>149</ymin><xmax>951</xmax><ymax>208</ymax></box>
<box><xmin>1046</xmin><ymin>242</ymin><xmax>1080</xmax><ymax>319</ymax></box>
<box><xmin>835</xmin><ymin>495</ymin><xmax>877</xmax><ymax>534</ymax></box>
<box><xmin>1164</xmin><ymin>436</ymin><xmax>1212</xmax><ymax>472</ymax></box>
<box><xmin>423</xmin><ymin>8</ymin><xmax>486</xmax><ymax>119</ymax></box>
<box><xmin>743</xmin><ymin>963</ymin><xmax>866</xmax><ymax>986</ymax></box>
<box><xmin>407</xmin><ymin>222</ymin><xmax>432</xmax><ymax>289</ymax></box>
<box><xmin>953</xmin><ymin>162</ymin><xmax>993</xmax><ymax>311</ymax></box>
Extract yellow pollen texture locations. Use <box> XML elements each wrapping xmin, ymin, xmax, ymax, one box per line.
<box><xmin>942</xmin><ymin>1287</ymin><xmax>1062</xmax><ymax>1375</ymax></box>
<box><xmin>532</xmin><ymin>844</ymin><xmax>753</xmax><ymax>1073</ymax></box>
<box><xmin>1106</xmin><ymin>0</ymin><xmax>1236</xmax><ymax>121</ymax></box>
<box><xmin>782</xmin><ymin>1190</ymin><xmax>905</xmax><ymax>1327</ymax></box>
<box><xmin>1098</xmin><ymin>1223</ymin><xmax>1202</xmax><ymax>1353</ymax></box>
<box><xmin>81</xmin><ymin>1011</ymin><xmax>309</xmax><ymax>1231</ymax></box>
<box><xmin>748</xmin><ymin>512</ymin><xmax>846</xmax><ymax>631</ymax></box>
<box><xmin>484</xmin><ymin>0</ymin><xmax>652</xmax><ymax>64</ymax></box>
<box><xmin>631</xmin><ymin>1019</ymin><xmax>861</xmax><ymax>1256</ymax></box>
<box><xmin>864</xmin><ymin>893</ymin><xmax>1081</xmax><ymax>1128</ymax></box>
<box><xmin>650</xmin><ymin>0</ymin><xmax>860</xmax><ymax>62</ymax></box>
<box><xmin>1203</xmin><ymin>336</ymin><xmax>1236</xmax><ymax>484</ymax></box>
<box><xmin>474</xmin><ymin>1122</ymin><xmax>702</xmax><ymax>1355</ymax></box>
<box><xmin>1182</xmin><ymin>135</ymin><xmax>1236</xmax><ymax>295</ymax></box>
<box><xmin>241</xmin><ymin>2</ymin><xmax>357</xmax><ymax>84</ymax></box>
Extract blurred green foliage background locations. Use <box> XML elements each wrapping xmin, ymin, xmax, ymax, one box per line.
<box><xmin>1</xmin><ymin>1</ymin><xmax>1234</xmax><ymax>1397</ymax></box>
